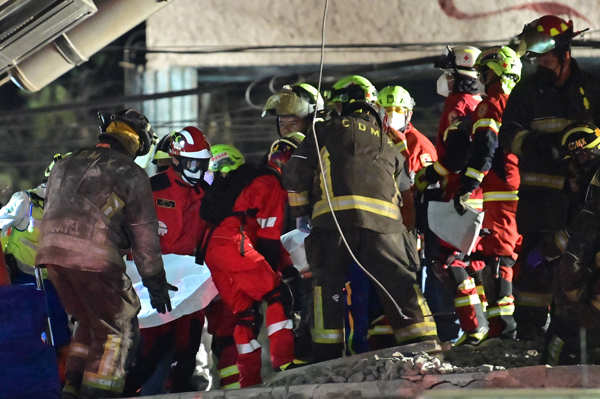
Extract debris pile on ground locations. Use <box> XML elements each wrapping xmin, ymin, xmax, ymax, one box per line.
<box><xmin>266</xmin><ymin>338</ymin><xmax>544</xmax><ymax>388</ymax></box>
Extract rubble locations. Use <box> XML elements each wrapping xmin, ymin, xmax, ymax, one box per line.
<box><xmin>265</xmin><ymin>337</ymin><xmax>544</xmax><ymax>388</ymax></box>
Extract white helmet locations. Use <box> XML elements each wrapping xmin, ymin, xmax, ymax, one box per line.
<box><xmin>435</xmin><ymin>45</ymin><xmax>482</xmax><ymax>79</ymax></box>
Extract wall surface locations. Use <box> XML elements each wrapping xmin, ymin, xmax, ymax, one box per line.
<box><xmin>146</xmin><ymin>0</ymin><xmax>600</xmax><ymax>69</ymax></box>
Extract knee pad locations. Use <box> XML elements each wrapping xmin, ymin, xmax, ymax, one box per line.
<box><xmin>263</xmin><ymin>283</ymin><xmax>293</xmax><ymax>316</ymax></box>
<box><xmin>235</xmin><ymin>305</ymin><xmax>262</xmax><ymax>336</ymax></box>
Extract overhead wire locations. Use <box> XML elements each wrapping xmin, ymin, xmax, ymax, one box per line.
<box><xmin>309</xmin><ymin>0</ymin><xmax>410</xmax><ymax>321</ymax></box>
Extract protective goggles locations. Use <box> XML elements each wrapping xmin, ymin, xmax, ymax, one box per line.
<box><xmin>262</xmin><ymin>90</ymin><xmax>310</xmax><ymax>118</ymax></box>
<box><xmin>178</xmin><ymin>156</ymin><xmax>209</xmax><ymax>173</ymax></box>
<box><xmin>384</xmin><ymin>106</ymin><xmax>410</xmax><ymax>114</ymax></box>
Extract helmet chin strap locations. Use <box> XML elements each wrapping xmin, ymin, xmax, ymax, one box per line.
<box><xmin>181</xmin><ymin>169</ymin><xmax>204</xmax><ymax>186</ymax></box>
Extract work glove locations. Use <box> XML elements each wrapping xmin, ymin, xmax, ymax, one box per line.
<box><xmin>142</xmin><ymin>269</ymin><xmax>178</xmax><ymax>314</ymax></box>
<box><xmin>281</xmin><ymin>265</ymin><xmax>304</xmax><ymax>313</ymax></box>
<box><xmin>453</xmin><ymin>191</ymin><xmax>471</xmax><ymax>215</ymax></box>
<box><xmin>296</xmin><ymin>215</ymin><xmax>311</xmax><ymax>233</ymax></box>
<box><xmin>414</xmin><ymin>165</ymin><xmax>440</xmax><ymax>192</ymax></box>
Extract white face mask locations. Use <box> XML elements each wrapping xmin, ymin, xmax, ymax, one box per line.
<box><xmin>436</xmin><ymin>73</ymin><xmax>452</xmax><ymax>97</ymax></box>
<box><xmin>386</xmin><ymin>111</ymin><xmax>407</xmax><ymax>132</ymax></box>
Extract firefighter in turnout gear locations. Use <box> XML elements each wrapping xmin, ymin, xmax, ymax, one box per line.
<box><xmin>36</xmin><ymin>108</ymin><xmax>175</xmax><ymax>399</ymax></box>
<box><xmin>283</xmin><ymin>75</ymin><xmax>438</xmax><ymax>362</ymax></box>
<box><xmin>455</xmin><ymin>46</ymin><xmax>523</xmax><ymax>343</ymax></box>
<box><xmin>543</xmin><ymin>122</ymin><xmax>600</xmax><ymax>364</ymax></box>
<box><xmin>262</xmin><ymin>82</ymin><xmax>325</xmax><ymax>137</ymax></box>
<box><xmin>502</xmin><ymin>15</ymin><xmax>600</xmax><ymax>340</ymax></box>
<box><xmin>199</xmin><ymin>143</ymin><xmax>302</xmax><ymax>388</ymax></box>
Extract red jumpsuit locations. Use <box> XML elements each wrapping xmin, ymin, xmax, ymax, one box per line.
<box><xmin>435</xmin><ymin>92</ymin><xmax>482</xmax><ymax>160</ymax></box>
<box><xmin>461</xmin><ymin>83</ymin><xmax>520</xmax><ymax>338</ymax></box>
<box><xmin>405</xmin><ymin>123</ymin><xmax>437</xmax><ymax>174</ymax></box>
<box><xmin>204</xmin><ymin>173</ymin><xmax>294</xmax><ymax>387</ymax></box>
<box><xmin>429</xmin><ymin>93</ymin><xmax>486</xmax><ymax>339</ymax></box>
<box><xmin>132</xmin><ymin>167</ymin><xmax>238</xmax><ymax>392</ymax></box>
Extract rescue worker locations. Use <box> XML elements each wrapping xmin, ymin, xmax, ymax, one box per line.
<box><xmin>454</xmin><ymin>46</ymin><xmax>523</xmax><ymax>342</ymax></box>
<box><xmin>283</xmin><ymin>75</ymin><xmax>438</xmax><ymax>362</ymax></box>
<box><xmin>262</xmin><ymin>82</ymin><xmax>324</xmax><ymax>137</ymax></box>
<box><xmin>433</xmin><ymin>45</ymin><xmax>483</xmax><ymax>159</ymax></box>
<box><xmin>344</xmin><ymin>85</ymin><xmax>437</xmax><ymax>354</ymax></box>
<box><xmin>414</xmin><ymin>45</ymin><xmax>483</xmax><ymax>342</ymax></box>
<box><xmin>124</xmin><ymin>126</ymin><xmax>236</xmax><ymax>394</ymax></box>
<box><xmin>501</xmin><ymin>15</ymin><xmax>600</xmax><ymax>340</ymax></box>
<box><xmin>199</xmin><ymin>143</ymin><xmax>302</xmax><ymax>388</ymax></box>
<box><xmin>36</xmin><ymin>108</ymin><xmax>176</xmax><ymax>399</ymax></box>
<box><xmin>544</xmin><ymin>122</ymin><xmax>600</xmax><ymax>364</ymax></box>
<box><xmin>0</xmin><ymin>153</ymin><xmax>72</xmax><ymax>378</ymax></box>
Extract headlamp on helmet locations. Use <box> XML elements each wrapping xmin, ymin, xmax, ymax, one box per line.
<box><xmin>435</xmin><ymin>45</ymin><xmax>481</xmax><ymax>79</ymax></box>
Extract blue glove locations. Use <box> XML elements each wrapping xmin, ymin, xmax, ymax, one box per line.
<box><xmin>526</xmin><ymin>248</ymin><xmax>544</xmax><ymax>269</ymax></box>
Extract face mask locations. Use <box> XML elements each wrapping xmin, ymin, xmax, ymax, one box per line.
<box><xmin>386</xmin><ymin>111</ymin><xmax>407</xmax><ymax>132</ymax></box>
<box><xmin>536</xmin><ymin>66</ymin><xmax>558</xmax><ymax>86</ymax></box>
<box><xmin>436</xmin><ymin>73</ymin><xmax>452</xmax><ymax>97</ymax></box>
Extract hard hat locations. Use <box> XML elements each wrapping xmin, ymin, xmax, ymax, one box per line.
<box><xmin>377</xmin><ymin>85</ymin><xmax>415</xmax><ymax>111</ymax></box>
<box><xmin>209</xmin><ymin>144</ymin><xmax>245</xmax><ymax>174</ymax></box>
<box><xmin>262</xmin><ymin>83</ymin><xmax>324</xmax><ymax>119</ymax></box>
<box><xmin>560</xmin><ymin>122</ymin><xmax>600</xmax><ymax>159</ymax></box>
<box><xmin>326</xmin><ymin>75</ymin><xmax>378</xmax><ymax>104</ymax></box>
<box><xmin>169</xmin><ymin>127</ymin><xmax>211</xmax><ymax>185</ymax></box>
<box><xmin>435</xmin><ymin>45</ymin><xmax>482</xmax><ymax>79</ymax></box>
<box><xmin>97</xmin><ymin>108</ymin><xmax>156</xmax><ymax>156</ymax></box>
<box><xmin>514</xmin><ymin>15</ymin><xmax>581</xmax><ymax>56</ymax></box>
<box><xmin>476</xmin><ymin>46</ymin><xmax>522</xmax><ymax>93</ymax></box>
<box><xmin>267</xmin><ymin>132</ymin><xmax>305</xmax><ymax>172</ymax></box>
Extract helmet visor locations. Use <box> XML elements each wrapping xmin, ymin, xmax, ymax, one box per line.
<box><xmin>180</xmin><ymin>157</ymin><xmax>209</xmax><ymax>173</ymax></box>
<box><xmin>263</xmin><ymin>91</ymin><xmax>309</xmax><ymax>118</ymax></box>
<box><xmin>516</xmin><ymin>30</ymin><xmax>556</xmax><ymax>56</ymax></box>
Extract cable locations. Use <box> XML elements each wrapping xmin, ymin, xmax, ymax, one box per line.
<box><xmin>309</xmin><ymin>0</ymin><xmax>409</xmax><ymax>320</ymax></box>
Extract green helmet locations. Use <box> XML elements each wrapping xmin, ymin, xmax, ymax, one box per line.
<box><xmin>262</xmin><ymin>83</ymin><xmax>324</xmax><ymax>118</ymax></box>
<box><xmin>208</xmin><ymin>144</ymin><xmax>245</xmax><ymax>174</ymax></box>
<box><xmin>327</xmin><ymin>75</ymin><xmax>378</xmax><ymax>104</ymax></box>
<box><xmin>377</xmin><ymin>85</ymin><xmax>415</xmax><ymax>110</ymax></box>
<box><xmin>476</xmin><ymin>46</ymin><xmax>522</xmax><ymax>94</ymax></box>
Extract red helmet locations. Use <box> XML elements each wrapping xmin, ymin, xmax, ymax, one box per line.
<box><xmin>169</xmin><ymin>126</ymin><xmax>211</xmax><ymax>185</ymax></box>
<box><xmin>515</xmin><ymin>15</ymin><xmax>578</xmax><ymax>56</ymax></box>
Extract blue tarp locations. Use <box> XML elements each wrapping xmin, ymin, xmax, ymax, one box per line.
<box><xmin>0</xmin><ymin>285</ymin><xmax>60</xmax><ymax>399</ymax></box>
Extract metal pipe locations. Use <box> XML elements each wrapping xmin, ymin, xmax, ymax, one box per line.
<box><xmin>9</xmin><ymin>0</ymin><xmax>173</xmax><ymax>92</ymax></box>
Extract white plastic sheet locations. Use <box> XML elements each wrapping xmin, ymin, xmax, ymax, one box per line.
<box><xmin>427</xmin><ymin>200</ymin><xmax>484</xmax><ymax>255</ymax></box>
<box><xmin>280</xmin><ymin>229</ymin><xmax>310</xmax><ymax>272</ymax></box>
<box><xmin>125</xmin><ymin>254</ymin><xmax>218</xmax><ymax>328</ymax></box>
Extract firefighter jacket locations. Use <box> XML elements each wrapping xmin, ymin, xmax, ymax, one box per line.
<box><xmin>36</xmin><ymin>145</ymin><xmax>164</xmax><ymax>279</ymax></box>
<box><xmin>436</xmin><ymin>92</ymin><xmax>482</xmax><ymax>160</ymax></box>
<box><xmin>282</xmin><ymin>102</ymin><xmax>408</xmax><ymax>234</ymax></box>
<box><xmin>0</xmin><ymin>186</ymin><xmax>45</xmax><ymax>277</ymax></box>
<box><xmin>151</xmin><ymin>167</ymin><xmax>207</xmax><ymax>255</ymax></box>
<box><xmin>555</xmin><ymin>166</ymin><xmax>600</xmax><ymax>328</ymax></box>
<box><xmin>500</xmin><ymin>59</ymin><xmax>600</xmax><ymax>232</ymax></box>
<box><xmin>459</xmin><ymin>83</ymin><xmax>509</xmax><ymax>195</ymax></box>
<box><xmin>404</xmin><ymin>123</ymin><xmax>437</xmax><ymax>174</ymax></box>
